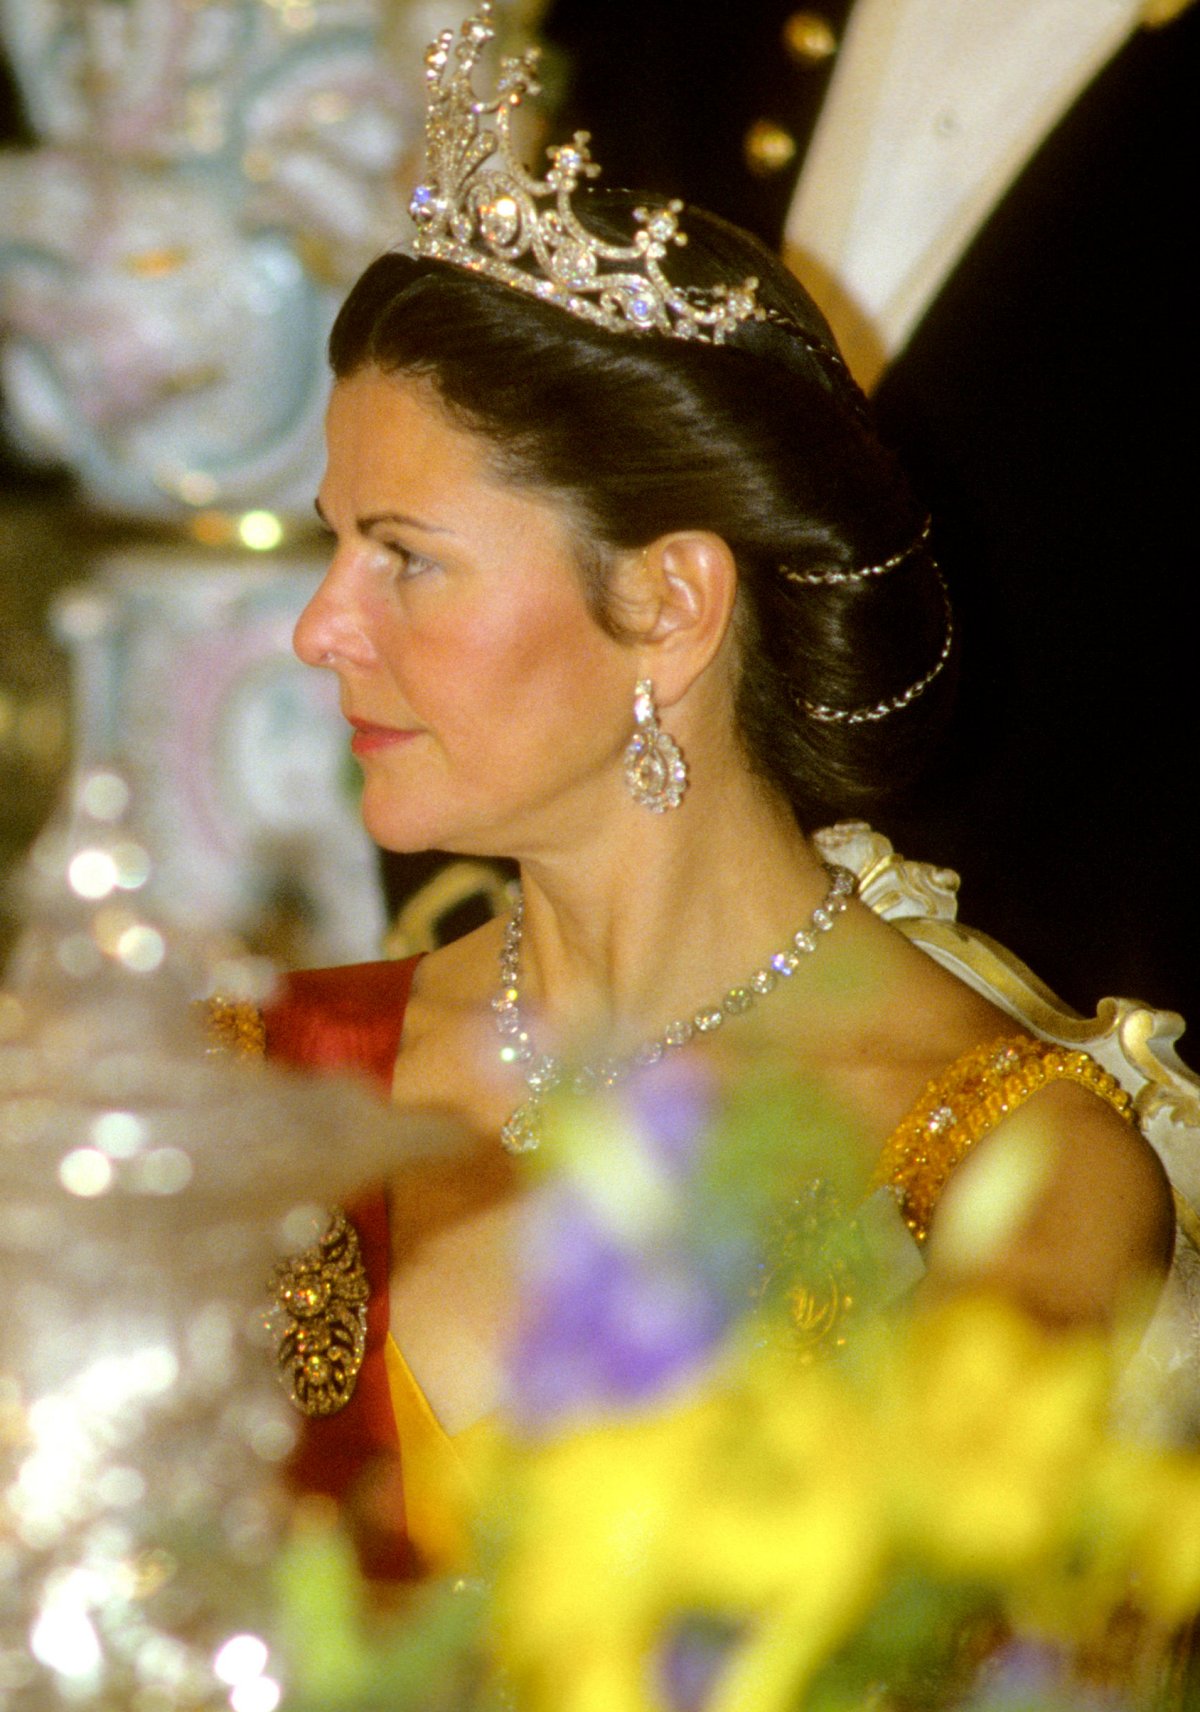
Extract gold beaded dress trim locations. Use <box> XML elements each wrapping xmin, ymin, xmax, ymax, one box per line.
<box><xmin>871</xmin><ymin>1034</ymin><xmax>1134</xmax><ymax>1245</ymax></box>
<box><xmin>204</xmin><ymin>995</ymin><xmax>267</xmax><ymax>1060</ymax></box>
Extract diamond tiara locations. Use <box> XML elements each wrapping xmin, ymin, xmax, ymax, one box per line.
<box><xmin>407</xmin><ymin>5</ymin><xmax>760</xmax><ymax>343</ymax></box>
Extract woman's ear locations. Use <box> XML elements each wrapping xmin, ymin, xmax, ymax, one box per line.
<box><xmin>612</xmin><ymin>531</ymin><xmax>739</xmax><ymax>704</ymax></box>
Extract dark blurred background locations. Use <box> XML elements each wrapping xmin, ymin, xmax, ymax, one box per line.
<box><xmin>543</xmin><ymin>0</ymin><xmax>1200</xmax><ymax>1037</ymax></box>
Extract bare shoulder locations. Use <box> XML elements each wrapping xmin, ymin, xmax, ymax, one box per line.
<box><xmin>807</xmin><ymin>901</ymin><xmax>1029</xmax><ymax>1132</ymax></box>
<box><xmin>924</xmin><ymin>1076</ymin><xmax>1175</xmax><ymax>1329</ymax></box>
<box><xmin>404</xmin><ymin>915</ymin><xmax>505</xmax><ymax>1027</ymax></box>
<box><xmin>391</xmin><ymin>916</ymin><xmax>517</xmax><ymax>1145</ymax></box>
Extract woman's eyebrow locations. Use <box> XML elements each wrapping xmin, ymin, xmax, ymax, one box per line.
<box><xmin>312</xmin><ymin>497</ymin><xmax>451</xmax><ymax>536</ymax></box>
<box><xmin>359</xmin><ymin>509</ymin><xmax>453</xmax><ymax>537</ymax></box>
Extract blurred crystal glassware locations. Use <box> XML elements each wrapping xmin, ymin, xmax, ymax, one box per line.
<box><xmin>0</xmin><ymin>765</ymin><xmax>449</xmax><ymax>1710</ymax></box>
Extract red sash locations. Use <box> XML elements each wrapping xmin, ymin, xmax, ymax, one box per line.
<box><xmin>263</xmin><ymin>957</ymin><xmax>422</xmax><ymax>1579</ymax></box>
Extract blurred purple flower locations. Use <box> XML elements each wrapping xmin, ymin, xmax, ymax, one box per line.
<box><xmin>966</xmin><ymin>1639</ymin><xmax>1125</xmax><ymax>1709</ymax></box>
<box><xmin>625</xmin><ymin>1057</ymin><xmax>715</xmax><ymax>1181</ymax></box>
<box><xmin>507</xmin><ymin>1183</ymin><xmax>731</xmax><ymax>1430</ymax></box>
<box><xmin>657</xmin><ymin>1614</ymin><xmax>742</xmax><ymax>1712</ymax></box>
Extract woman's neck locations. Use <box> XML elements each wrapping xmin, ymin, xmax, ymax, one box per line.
<box><xmin>505</xmin><ymin>759</ymin><xmax>834</xmax><ymax>1054</ymax></box>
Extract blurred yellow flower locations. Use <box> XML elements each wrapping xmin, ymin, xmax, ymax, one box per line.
<box><xmin>1128</xmin><ymin>1452</ymin><xmax>1200</xmax><ymax>1625</ymax></box>
<box><xmin>873</xmin><ymin>1297</ymin><xmax>1112</xmax><ymax>1576</ymax></box>
<box><xmin>673</xmin><ymin>1357</ymin><xmax>886</xmax><ymax>1708</ymax></box>
<box><xmin>471</xmin><ymin>1295</ymin><xmax>1198</xmax><ymax>1712</ymax></box>
<box><xmin>488</xmin><ymin>1398</ymin><xmax>710</xmax><ymax>1711</ymax></box>
<box><xmin>488</xmin><ymin>1354</ymin><xmax>888</xmax><ymax>1712</ymax></box>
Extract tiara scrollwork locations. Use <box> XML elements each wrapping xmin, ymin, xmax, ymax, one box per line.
<box><xmin>408</xmin><ymin>4</ymin><xmax>760</xmax><ymax>344</ymax></box>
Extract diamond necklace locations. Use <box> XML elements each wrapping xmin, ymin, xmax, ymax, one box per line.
<box><xmin>493</xmin><ymin>862</ymin><xmax>856</xmax><ymax>1154</ymax></box>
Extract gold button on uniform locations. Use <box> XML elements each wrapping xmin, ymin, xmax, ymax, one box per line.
<box><xmin>782</xmin><ymin>11</ymin><xmax>838</xmax><ymax>64</ymax></box>
<box><xmin>744</xmin><ymin>118</ymin><xmax>798</xmax><ymax>176</ymax></box>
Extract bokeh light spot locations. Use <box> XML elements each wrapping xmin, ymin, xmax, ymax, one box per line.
<box><xmin>91</xmin><ymin>1111</ymin><xmax>146</xmax><ymax>1158</ymax></box>
<box><xmin>58</xmin><ymin>1149</ymin><xmax>114</xmax><ymax>1198</ymax></box>
<box><xmin>93</xmin><ymin>905</ymin><xmax>138</xmax><ymax>954</ymax></box>
<box><xmin>214</xmin><ymin>1634</ymin><xmax>269</xmax><ymax>1686</ymax></box>
<box><xmin>116</xmin><ymin>925</ymin><xmax>166</xmax><ymax>973</ymax></box>
<box><xmin>237</xmin><ymin>511</ymin><xmax>284</xmax><ymax>552</ymax></box>
<box><xmin>29</xmin><ymin>1603</ymin><xmax>101</xmax><ymax>1678</ymax></box>
<box><xmin>132</xmin><ymin>1148</ymin><xmax>193</xmax><ymax>1195</ymax></box>
<box><xmin>113</xmin><ymin>841</ymin><xmax>152</xmax><ymax>890</ymax></box>
<box><xmin>68</xmin><ymin>849</ymin><xmax>119</xmax><ymax>900</ymax></box>
<box><xmin>231</xmin><ymin>1680</ymin><xmax>281</xmax><ymax>1712</ymax></box>
<box><xmin>79</xmin><ymin>771</ymin><xmax>131</xmax><ymax>821</ymax></box>
<box><xmin>277</xmin><ymin>1204</ymin><xmax>325</xmax><ymax>1251</ymax></box>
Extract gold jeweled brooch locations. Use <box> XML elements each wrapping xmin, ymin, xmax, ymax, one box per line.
<box><xmin>271</xmin><ymin>1210</ymin><xmax>369</xmax><ymax>1416</ymax></box>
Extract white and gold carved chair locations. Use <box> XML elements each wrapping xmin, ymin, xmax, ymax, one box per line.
<box><xmin>384</xmin><ymin>859</ymin><xmax>514</xmax><ymax>960</ymax></box>
<box><xmin>815</xmin><ymin>819</ymin><xmax>1200</xmax><ymax>1440</ymax></box>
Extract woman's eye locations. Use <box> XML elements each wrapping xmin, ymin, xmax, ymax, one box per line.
<box><xmin>378</xmin><ymin>541</ymin><xmax>434</xmax><ymax>580</ymax></box>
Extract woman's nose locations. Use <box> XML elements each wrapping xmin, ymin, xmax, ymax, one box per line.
<box><xmin>293</xmin><ymin>558</ymin><xmax>372</xmax><ymax>670</ymax></box>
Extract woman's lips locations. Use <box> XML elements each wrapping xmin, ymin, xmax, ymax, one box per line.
<box><xmin>348</xmin><ymin>718</ymin><xmax>419</xmax><ymax>756</ymax></box>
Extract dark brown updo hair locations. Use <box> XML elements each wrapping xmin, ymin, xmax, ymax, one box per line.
<box><xmin>328</xmin><ymin>193</ymin><xmax>952</xmax><ymax>824</ymax></box>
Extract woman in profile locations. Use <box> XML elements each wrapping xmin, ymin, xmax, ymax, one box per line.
<box><xmin>251</xmin><ymin>5</ymin><xmax>1173</xmax><ymax>1583</ymax></box>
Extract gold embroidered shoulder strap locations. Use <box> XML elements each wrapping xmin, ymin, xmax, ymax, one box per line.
<box><xmin>871</xmin><ymin>1035</ymin><xmax>1134</xmax><ymax>1245</ymax></box>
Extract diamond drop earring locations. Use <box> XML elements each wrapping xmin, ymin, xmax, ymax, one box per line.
<box><xmin>623</xmin><ymin>679</ymin><xmax>688</xmax><ymax>811</ymax></box>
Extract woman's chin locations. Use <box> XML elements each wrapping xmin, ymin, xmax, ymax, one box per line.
<box><xmin>357</xmin><ymin>790</ymin><xmax>433</xmax><ymax>855</ymax></box>
<box><xmin>362</xmin><ymin>813</ymin><xmax>446</xmax><ymax>856</ymax></box>
<box><xmin>359</xmin><ymin>791</ymin><xmax>487</xmax><ymax>859</ymax></box>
